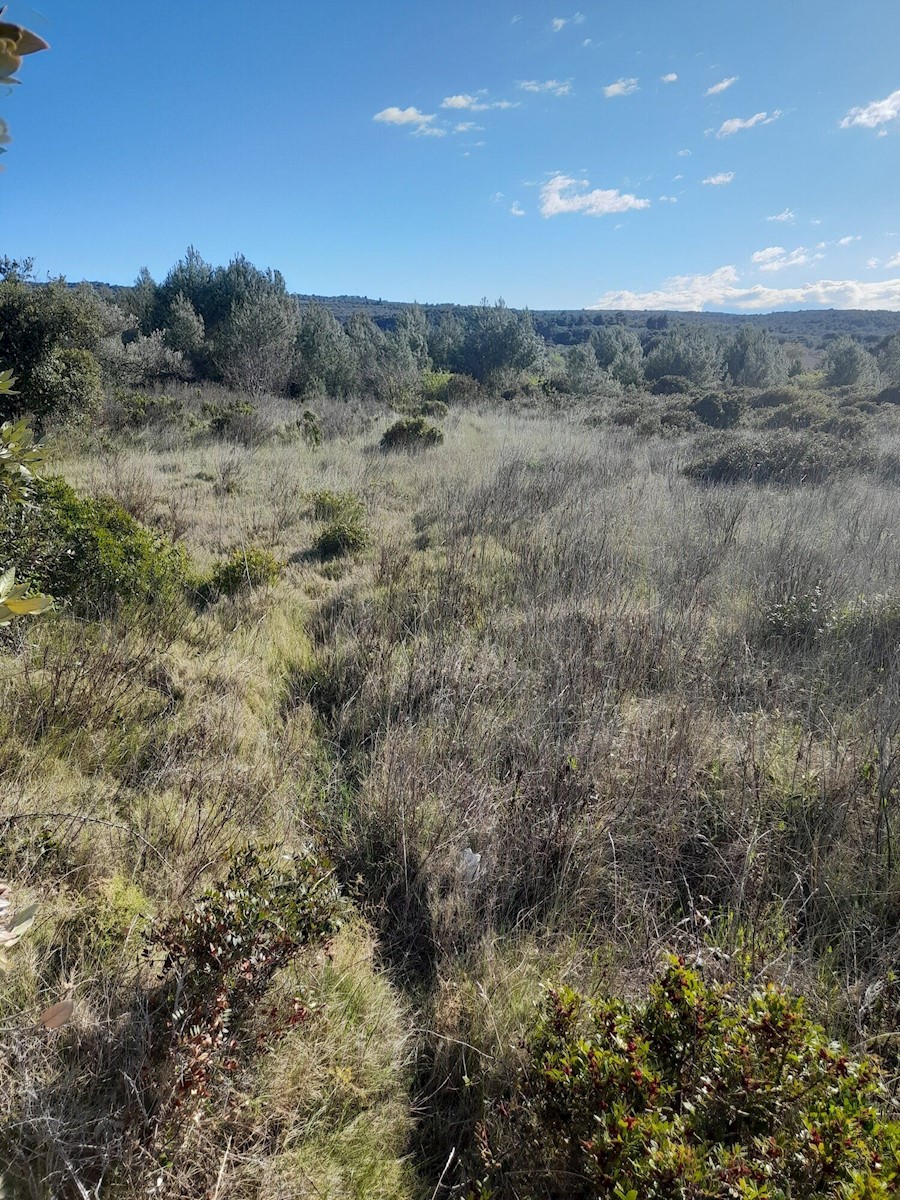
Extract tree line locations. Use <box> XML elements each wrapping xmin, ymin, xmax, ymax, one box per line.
<box><xmin>2</xmin><ymin>248</ymin><xmax>900</xmax><ymax>428</ymax></box>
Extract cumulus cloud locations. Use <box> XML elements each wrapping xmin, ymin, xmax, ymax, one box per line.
<box><xmin>510</xmin><ymin>201</ymin><xmax>526</xmax><ymax>217</ymax></box>
<box><xmin>717</xmin><ymin>110</ymin><xmax>782</xmax><ymax>137</ymax></box>
<box><xmin>518</xmin><ymin>79</ymin><xmax>572</xmax><ymax>96</ymax></box>
<box><xmin>603</xmin><ymin>77</ymin><xmax>639</xmax><ymax>98</ymax></box>
<box><xmin>702</xmin><ymin>171</ymin><xmax>735</xmax><ymax>186</ymax></box>
<box><xmin>840</xmin><ymin>89</ymin><xmax>900</xmax><ymax>129</ymax></box>
<box><xmin>373</xmin><ymin>106</ymin><xmax>436</xmax><ymax>128</ymax></box>
<box><xmin>767</xmin><ymin>208</ymin><xmax>795</xmax><ymax>222</ymax></box>
<box><xmin>705</xmin><ymin>76</ymin><xmax>738</xmax><ymax>96</ymax></box>
<box><xmin>590</xmin><ymin>266</ymin><xmax>900</xmax><ymax>311</ymax></box>
<box><xmin>540</xmin><ymin>173</ymin><xmax>650</xmax><ymax>218</ymax></box>
<box><xmin>750</xmin><ymin>245</ymin><xmax>820</xmax><ymax>272</ymax></box>
<box><xmin>441</xmin><ymin>93</ymin><xmax>516</xmax><ymax>112</ymax></box>
<box><xmin>661</xmin><ymin>73</ymin><xmax>678</xmax><ymax>83</ymax></box>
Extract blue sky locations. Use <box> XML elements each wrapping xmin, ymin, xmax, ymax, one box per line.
<box><xmin>2</xmin><ymin>0</ymin><xmax>900</xmax><ymax>310</ymax></box>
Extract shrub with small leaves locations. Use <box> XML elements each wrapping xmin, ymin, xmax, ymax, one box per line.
<box><xmin>4</xmin><ymin>476</ymin><xmax>190</xmax><ymax>615</ymax></box>
<box><xmin>299</xmin><ymin>408</ymin><xmax>322</xmax><ymax>447</ymax></box>
<box><xmin>690</xmin><ymin>391</ymin><xmax>743</xmax><ymax>429</ymax></box>
<box><xmin>471</xmin><ymin>959</ymin><xmax>900</xmax><ymax>1199</ymax></box>
<box><xmin>380</xmin><ymin>415</ymin><xmax>444</xmax><ymax>452</ymax></box>
<box><xmin>148</xmin><ymin>845</ymin><xmax>342</xmax><ymax>1103</ymax></box>
<box><xmin>207</xmin><ymin>545</ymin><xmax>284</xmax><ymax>597</ymax></box>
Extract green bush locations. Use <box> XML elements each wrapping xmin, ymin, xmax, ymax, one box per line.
<box><xmin>105</xmin><ymin>389</ymin><xmax>185</xmax><ymax>432</ymax></box>
<box><xmin>418</xmin><ymin>398</ymin><xmax>449</xmax><ymax>420</ymax></box>
<box><xmin>751</xmin><ymin>386</ymin><xmax>805</xmax><ymax>409</ymax></box>
<box><xmin>472</xmin><ymin>959</ymin><xmax>900</xmax><ymax>1199</ymax></box>
<box><xmin>207</xmin><ymin>545</ymin><xmax>284</xmax><ymax>597</ymax></box>
<box><xmin>3</xmin><ymin>476</ymin><xmax>189</xmax><ymax>614</ymax></box>
<box><xmin>380</xmin><ymin>415</ymin><xmax>444</xmax><ymax>452</ymax></box>
<box><xmin>315</xmin><ymin>515</ymin><xmax>370</xmax><ymax>560</ymax></box>
<box><xmin>690</xmin><ymin>391</ymin><xmax>743</xmax><ymax>429</ymax></box>
<box><xmin>685</xmin><ymin>432</ymin><xmax>870</xmax><ymax>486</ymax></box>
<box><xmin>309</xmin><ymin>489</ymin><xmax>362</xmax><ymax>522</ymax></box>
<box><xmin>28</xmin><ymin>347</ymin><xmax>103</xmax><ymax>426</ymax></box>
<box><xmin>150</xmin><ymin>844</ymin><xmax>343</xmax><ymax>1107</ymax></box>
<box><xmin>650</xmin><ymin>374</ymin><xmax>694</xmax><ymax>397</ymax></box>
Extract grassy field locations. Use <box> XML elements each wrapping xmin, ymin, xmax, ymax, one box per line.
<box><xmin>2</xmin><ymin>384</ymin><xmax>900</xmax><ymax>1196</ymax></box>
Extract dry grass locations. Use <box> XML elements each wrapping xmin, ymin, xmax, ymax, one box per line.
<box><xmin>2</xmin><ymin>398</ymin><xmax>900</xmax><ymax>1195</ymax></box>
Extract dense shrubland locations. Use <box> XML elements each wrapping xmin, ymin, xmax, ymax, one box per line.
<box><xmin>2</xmin><ymin>250</ymin><xmax>900</xmax><ymax>1197</ymax></box>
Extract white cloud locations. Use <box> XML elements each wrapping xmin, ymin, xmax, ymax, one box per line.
<box><xmin>840</xmin><ymin>89</ymin><xmax>900</xmax><ymax>129</ymax></box>
<box><xmin>677</xmin><ymin>148</ymin><xmax>692</xmax><ymax>157</ymax></box>
<box><xmin>510</xmin><ymin>201</ymin><xmax>526</xmax><ymax>217</ymax></box>
<box><xmin>604</xmin><ymin>77</ymin><xmax>639</xmax><ymax>98</ymax></box>
<box><xmin>441</xmin><ymin>93</ymin><xmax>516</xmax><ymax>112</ymax></box>
<box><xmin>373</xmin><ymin>106</ymin><xmax>436</xmax><ymax>128</ymax></box>
<box><xmin>591</xmin><ymin>265</ymin><xmax>900</xmax><ymax>311</ymax></box>
<box><xmin>658</xmin><ymin>195</ymin><xmax>678</xmax><ymax>203</ymax></box>
<box><xmin>491</xmin><ymin>192</ymin><xmax>505</xmax><ymax>203</ymax></box>
<box><xmin>518</xmin><ymin>79</ymin><xmax>572</xmax><ymax>96</ymax></box>
<box><xmin>540</xmin><ymin>173</ymin><xmax>650</xmax><ymax>218</ymax></box>
<box><xmin>661</xmin><ymin>73</ymin><xmax>678</xmax><ymax>83</ymax></box>
<box><xmin>867</xmin><ymin>257</ymin><xmax>880</xmax><ymax>269</ymax></box>
<box><xmin>412</xmin><ymin>125</ymin><xmax>446</xmax><ymax>138</ymax></box>
<box><xmin>702</xmin><ymin>171</ymin><xmax>735</xmax><ymax>186</ymax></box>
<box><xmin>717</xmin><ymin>110</ymin><xmax>782</xmax><ymax>137</ymax></box>
<box><xmin>552</xmin><ymin>11</ymin><xmax>585</xmax><ymax>29</ymax></box>
<box><xmin>751</xmin><ymin>245</ymin><xmax>819</xmax><ymax>272</ymax></box>
<box><xmin>453</xmin><ymin>121</ymin><xmax>481</xmax><ymax>133</ymax></box>
<box><xmin>767</xmin><ymin>208</ymin><xmax>795</xmax><ymax>222</ymax></box>
<box><xmin>705</xmin><ymin>76</ymin><xmax>739</xmax><ymax>96</ymax></box>
<box><xmin>837</xmin><ymin>235</ymin><xmax>862</xmax><ymax>245</ymax></box>
<box><xmin>887</xmin><ymin>252</ymin><xmax>900</xmax><ymax>268</ymax></box>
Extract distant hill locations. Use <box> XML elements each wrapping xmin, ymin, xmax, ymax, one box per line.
<box><xmin>75</xmin><ymin>283</ymin><xmax>900</xmax><ymax>350</ymax></box>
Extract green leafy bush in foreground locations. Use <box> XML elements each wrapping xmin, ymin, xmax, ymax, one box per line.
<box><xmin>2</xmin><ymin>476</ymin><xmax>189</xmax><ymax>614</ymax></box>
<box><xmin>472</xmin><ymin>959</ymin><xmax>900</xmax><ymax>1199</ymax></box>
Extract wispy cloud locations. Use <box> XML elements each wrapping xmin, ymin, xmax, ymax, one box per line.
<box><xmin>705</xmin><ymin>76</ymin><xmax>738</xmax><ymax>96</ymax></box>
<box><xmin>441</xmin><ymin>92</ymin><xmax>516</xmax><ymax>111</ymax></box>
<box><xmin>837</xmin><ymin>234</ymin><xmax>862</xmax><ymax>245</ymax></box>
<box><xmin>453</xmin><ymin>122</ymin><xmax>482</xmax><ymax>134</ymax></box>
<box><xmin>551</xmin><ymin>12</ymin><xmax>585</xmax><ymax>31</ymax></box>
<box><xmin>540</xmin><ymin>173</ymin><xmax>650</xmax><ymax>218</ymax></box>
<box><xmin>751</xmin><ymin>245</ymin><xmax>821</xmax><ymax>272</ymax></box>
<box><xmin>702</xmin><ymin>171</ymin><xmax>735</xmax><ymax>186</ymax></box>
<box><xmin>510</xmin><ymin>202</ymin><xmax>526</xmax><ymax>217</ymax></box>
<box><xmin>840</xmin><ymin>89</ymin><xmax>900</xmax><ymax>129</ymax></box>
<box><xmin>518</xmin><ymin>79</ymin><xmax>572</xmax><ymax>96</ymax></box>
<box><xmin>661</xmin><ymin>73</ymin><xmax>678</xmax><ymax>83</ymax></box>
<box><xmin>767</xmin><ymin>208</ymin><xmax>795</xmax><ymax>222</ymax></box>
<box><xmin>603</xmin><ymin>77</ymin><xmax>639</xmax><ymax>98</ymax></box>
<box><xmin>887</xmin><ymin>252</ymin><xmax>900</xmax><ymax>268</ymax></box>
<box><xmin>717</xmin><ymin>110</ymin><xmax>782</xmax><ymax>137</ymax></box>
<box><xmin>591</xmin><ymin>265</ymin><xmax>900</xmax><ymax>311</ymax></box>
<box><xmin>677</xmin><ymin>148</ymin><xmax>692</xmax><ymax>157</ymax></box>
<box><xmin>658</xmin><ymin>195</ymin><xmax>678</xmax><ymax>203</ymax></box>
<box><xmin>373</xmin><ymin>106</ymin><xmax>436</xmax><ymax>129</ymax></box>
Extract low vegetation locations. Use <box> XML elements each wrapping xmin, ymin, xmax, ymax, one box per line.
<box><xmin>2</xmin><ymin>251</ymin><xmax>900</xmax><ymax>1197</ymax></box>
